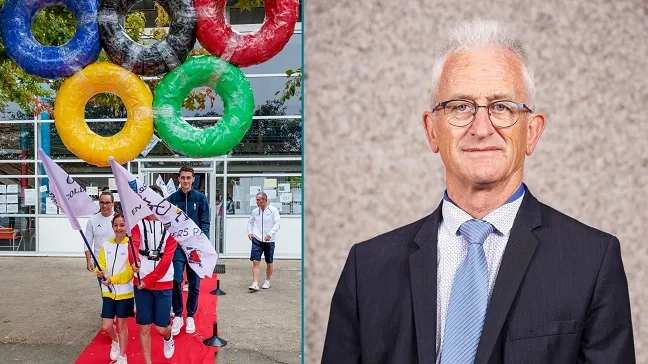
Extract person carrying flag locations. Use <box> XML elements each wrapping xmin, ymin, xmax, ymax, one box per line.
<box><xmin>167</xmin><ymin>166</ymin><xmax>210</xmax><ymax>336</ymax></box>
<box><xmin>129</xmin><ymin>185</ymin><xmax>178</xmax><ymax>362</ymax></box>
<box><xmin>108</xmin><ymin>158</ymin><xmax>218</xmax><ymax>343</ymax></box>
<box><xmin>94</xmin><ymin>213</ymin><xmax>134</xmax><ymax>364</ymax></box>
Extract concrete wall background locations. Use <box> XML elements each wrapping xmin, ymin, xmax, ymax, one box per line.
<box><xmin>304</xmin><ymin>1</ymin><xmax>648</xmax><ymax>363</ymax></box>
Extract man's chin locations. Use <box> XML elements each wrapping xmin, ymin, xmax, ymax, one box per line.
<box><xmin>461</xmin><ymin>168</ymin><xmax>504</xmax><ymax>186</ymax></box>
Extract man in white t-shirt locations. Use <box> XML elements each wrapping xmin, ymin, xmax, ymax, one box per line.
<box><xmin>85</xmin><ymin>191</ymin><xmax>116</xmax><ymax>287</ymax></box>
<box><xmin>247</xmin><ymin>192</ymin><xmax>280</xmax><ymax>291</ymax></box>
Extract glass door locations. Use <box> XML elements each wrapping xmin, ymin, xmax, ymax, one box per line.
<box><xmin>139</xmin><ymin>165</ymin><xmax>224</xmax><ymax>253</ymax></box>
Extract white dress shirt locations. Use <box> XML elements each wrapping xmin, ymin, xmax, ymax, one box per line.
<box><xmin>436</xmin><ymin>189</ymin><xmax>524</xmax><ymax>362</ymax></box>
<box><xmin>247</xmin><ymin>205</ymin><xmax>281</xmax><ymax>242</ymax></box>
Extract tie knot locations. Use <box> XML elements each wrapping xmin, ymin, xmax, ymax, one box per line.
<box><xmin>459</xmin><ymin>219</ymin><xmax>494</xmax><ymax>245</ymax></box>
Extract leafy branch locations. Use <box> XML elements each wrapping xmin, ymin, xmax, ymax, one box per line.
<box><xmin>233</xmin><ymin>0</ymin><xmax>263</xmax><ymax>11</ymax></box>
<box><xmin>275</xmin><ymin>68</ymin><xmax>302</xmax><ymax>102</ymax></box>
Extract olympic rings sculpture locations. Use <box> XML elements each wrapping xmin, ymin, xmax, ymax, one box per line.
<box><xmin>3</xmin><ymin>0</ymin><xmax>300</xmax><ymax>164</ymax></box>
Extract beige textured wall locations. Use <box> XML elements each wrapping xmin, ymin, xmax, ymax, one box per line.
<box><xmin>304</xmin><ymin>1</ymin><xmax>648</xmax><ymax>363</ymax></box>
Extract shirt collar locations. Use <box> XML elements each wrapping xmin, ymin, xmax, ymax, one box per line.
<box><xmin>441</xmin><ymin>184</ymin><xmax>525</xmax><ymax>236</ymax></box>
<box><xmin>109</xmin><ymin>236</ymin><xmax>130</xmax><ymax>244</ymax></box>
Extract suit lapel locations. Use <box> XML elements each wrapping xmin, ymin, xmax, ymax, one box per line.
<box><xmin>474</xmin><ymin>191</ymin><xmax>542</xmax><ymax>364</ymax></box>
<box><xmin>410</xmin><ymin>202</ymin><xmax>442</xmax><ymax>363</ymax></box>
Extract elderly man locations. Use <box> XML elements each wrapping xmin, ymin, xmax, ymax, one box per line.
<box><xmin>322</xmin><ymin>20</ymin><xmax>635</xmax><ymax>364</ymax></box>
<box><xmin>247</xmin><ymin>192</ymin><xmax>281</xmax><ymax>291</ymax></box>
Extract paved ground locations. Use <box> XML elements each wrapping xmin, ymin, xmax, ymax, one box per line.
<box><xmin>0</xmin><ymin>257</ymin><xmax>301</xmax><ymax>364</ymax></box>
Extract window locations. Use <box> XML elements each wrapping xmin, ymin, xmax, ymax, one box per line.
<box><xmin>227</xmin><ymin>176</ymin><xmax>301</xmax><ymax>215</ymax></box>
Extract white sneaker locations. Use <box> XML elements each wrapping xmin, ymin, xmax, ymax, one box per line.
<box><xmin>185</xmin><ymin>317</ymin><xmax>196</xmax><ymax>334</ymax></box>
<box><xmin>110</xmin><ymin>339</ymin><xmax>120</xmax><ymax>361</ymax></box>
<box><xmin>262</xmin><ymin>280</ymin><xmax>270</xmax><ymax>289</ymax></box>
<box><xmin>115</xmin><ymin>354</ymin><xmax>127</xmax><ymax>364</ymax></box>
<box><xmin>249</xmin><ymin>282</ymin><xmax>259</xmax><ymax>291</ymax></box>
<box><xmin>183</xmin><ymin>282</ymin><xmax>189</xmax><ymax>292</ymax></box>
<box><xmin>163</xmin><ymin>335</ymin><xmax>175</xmax><ymax>358</ymax></box>
<box><xmin>170</xmin><ymin>308</ymin><xmax>175</xmax><ymax>318</ymax></box>
<box><xmin>171</xmin><ymin>316</ymin><xmax>184</xmax><ymax>336</ymax></box>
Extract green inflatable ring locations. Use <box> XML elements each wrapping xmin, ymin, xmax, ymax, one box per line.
<box><xmin>154</xmin><ymin>56</ymin><xmax>254</xmax><ymax>157</ymax></box>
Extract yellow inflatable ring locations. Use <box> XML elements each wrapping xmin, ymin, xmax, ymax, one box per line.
<box><xmin>54</xmin><ymin>62</ymin><xmax>153</xmax><ymax>167</ymax></box>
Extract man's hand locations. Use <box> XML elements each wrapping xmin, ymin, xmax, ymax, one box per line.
<box><xmin>264</xmin><ymin>234</ymin><xmax>271</xmax><ymax>242</ymax></box>
<box><xmin>86</xmin><ymin>260</ymin><xmax>94</xmax><ymax>272</ymax></box>
<box><xmin>132</xmin><ymin>262</ymin><xmax>140</xmax><ymax>273</ymax></box>
<box><xmin>96</xmin><ymin>270</ymin><xmax>104</xmax><ymax>278</ymax></box>
<box><xmin>138</xmin><ymin>281</ymin><xmax>146</xmax><ymax>290</ymax></box>
<box><xmin>248</xmin><ymin>234</ymin><xmax>254</xmax><ymax>240</ymax></box>
<box><xmin>102</xmin><ymin>276</ymin><xmax>112</xmax><ymax>286</ymax></box>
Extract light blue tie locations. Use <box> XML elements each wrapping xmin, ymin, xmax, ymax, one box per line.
<box><xmin>440</xmin><ymin>219</ymin><xmax>494</xmax><ymax>364</ymax></box>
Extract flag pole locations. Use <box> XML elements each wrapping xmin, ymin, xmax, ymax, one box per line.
<box><xmin>79</xmin><ymin>229</ymin><xmax>111</xmax><ymax>292</ymax></box>
<box><xmin>127</xmin><ymin>234</ymin><xmax>141</xmax><ymax>282</ymax></box>
<box><xmin>107</xmin><ymin>158</ymin><xmax>142</xmax><ymax>282</ymax></box>
<box><xmin>79</xmin><ymin>230</ymin><xmax>100</xmax><ymax>268</ymax></box>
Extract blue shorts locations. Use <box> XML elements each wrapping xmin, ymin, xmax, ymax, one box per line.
<box><xmin>101</xmin><ymin>297</ymin><xmax>134</xmax><ymax>319</ymax></box>
<box><xmin>250</xmin><ymin>238</ymin><xmax>275</xmax><ymax>263</ymax></box>
<box><xmin>134</xmin><ymin>287</ymin><xmax>172</xmax><ymax>327</ymax></box>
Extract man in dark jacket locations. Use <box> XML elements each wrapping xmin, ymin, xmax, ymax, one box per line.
<box><xmin>322</xmin><ymin>20</ymin><xmax>634</xmax><ymax>364</ymax></box>
<box><xmin>167</xmin><ymin>166</ymin><xmax>210</xmax><ymax>336</ymax></box>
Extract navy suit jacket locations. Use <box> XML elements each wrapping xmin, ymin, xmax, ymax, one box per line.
<box><xmin>322</xmin><ymin>189</ymin><xmax>635</xmax><ymax>363</ymax></box>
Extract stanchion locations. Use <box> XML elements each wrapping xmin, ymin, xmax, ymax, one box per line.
<box><xmin>203</xmin><ymin>323</ymin><xmax>227</xmax><ymax>347</ymax></box>
<box><xmin>210</xmin><ymin>279</ymin><xmax>226</xmax><ymax>295</ymax></box>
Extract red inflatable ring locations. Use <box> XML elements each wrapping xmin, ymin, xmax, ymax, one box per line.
<box><xmin>195</xmin><ymin>0</ymin><xmax>299</xmax><ymax>67</ymax></box>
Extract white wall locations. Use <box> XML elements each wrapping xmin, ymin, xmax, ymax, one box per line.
<box><xmin>224</xmin><ymin>216</ymin><xmax>301</xmax><ymax>259</ymax></box>
<box><xmin>38</xmin><ymin>216</ymin><xmax>90</xmax><ymax>255</ymax></box>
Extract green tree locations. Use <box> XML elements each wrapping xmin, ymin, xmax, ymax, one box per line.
<box><xmin>233</xmin><ymin>99</ymin><xmax>301</xmax><ymax>155</ymax></box>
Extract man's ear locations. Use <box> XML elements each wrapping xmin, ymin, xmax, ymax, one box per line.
<box><xmin>423</xmin><ymin>111</ymin><xmax>440</xmax><ymax>153</ymax></box>
<box><xmin>525</xmin><ymin>112</ymin><xmax>546</xmax><ymax>156</ymax></box>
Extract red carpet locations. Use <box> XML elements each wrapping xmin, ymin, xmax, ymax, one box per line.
<box><xmin>76</xmin><ymin>275</ymin><xmax>219</xmax><ymax>364</ymax></box>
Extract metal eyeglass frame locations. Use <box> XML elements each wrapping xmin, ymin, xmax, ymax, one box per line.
<box><xmin>432</xmin><ymin>99</ymin><xmax>533</xmax><ymax>128</ymax></box>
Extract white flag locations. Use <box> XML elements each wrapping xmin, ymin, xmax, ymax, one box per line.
<box><xmin>166</xmin><ymin>178</ymin><xmax>176</xmax><ymax>196</ymax></box>
<box><xmin>155</xmin><ymin>175</ymin><xmax>169</xmax><ymax>198</ymax></box>
<box><xmin>109</xmin><ymin>158</ymin><xmax>218</xmax><ymax>278</ymax></box>
<box><xmin>38</xmin><ymin>149</ymin><xmax>97</xmax><ymax>230</ymax></box>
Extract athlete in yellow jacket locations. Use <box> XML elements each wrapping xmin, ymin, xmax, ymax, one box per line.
<box><xmin>94</xmin><ymin>213</ymin><xmax>134</xmax><ymax>364</ymax></box>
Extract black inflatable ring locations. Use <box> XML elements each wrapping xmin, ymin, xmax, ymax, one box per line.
<box><xmin>98</xmin><ymin>0</ymin><xmax>196</xmax><ymax>76</ymax></box>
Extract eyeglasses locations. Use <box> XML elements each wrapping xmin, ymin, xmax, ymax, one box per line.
<box><xmin>432</xmin><ymin>99</ymin><xmax>533</xmax><ymax>128</ymax></box>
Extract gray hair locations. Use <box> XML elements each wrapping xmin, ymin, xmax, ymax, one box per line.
<box><xmin>429</xmin><ymin>19</ymin><xmax>536</xmax><ymax>110</ymax></box>
<box><xmin>256</xmin><ymin>192</ymin><xmax>268</xmax><ymax>200</ymax></box>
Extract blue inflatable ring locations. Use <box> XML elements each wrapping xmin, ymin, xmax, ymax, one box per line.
<box><xmin>0</xmin><ymin>0</ymin><xmax>101</xmax><ymax>79</ymax></box>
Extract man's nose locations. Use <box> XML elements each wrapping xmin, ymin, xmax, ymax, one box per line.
<box><xmin>468</xmin><ymin>107</ymin><xmax>495</xmax><ymax>136</ymax></box>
